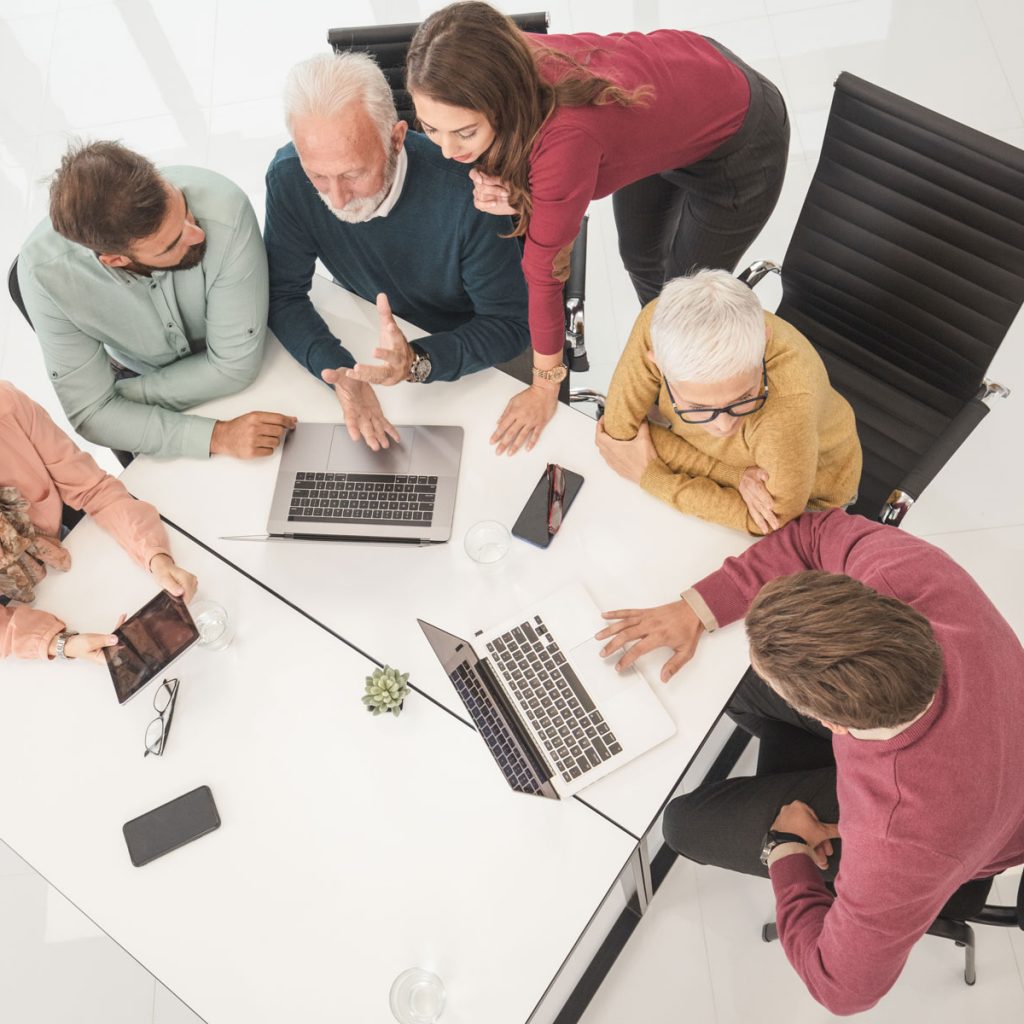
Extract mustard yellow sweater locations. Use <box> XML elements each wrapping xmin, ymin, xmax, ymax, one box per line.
<box><xmin>603</xmin><ymin>304</ymin><xmax>862</xmax><ymax>535</ymax></box>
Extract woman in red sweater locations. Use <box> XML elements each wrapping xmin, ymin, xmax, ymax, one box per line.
<box><xmin>406</xmin><ymin>1</ymin><xmax>789</xmax><ymax>454</ymax></box>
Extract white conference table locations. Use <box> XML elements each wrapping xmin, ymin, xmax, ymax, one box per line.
<box><xmin>121</xmin><ymin>276</ymin><xmax>756</xmax><ymax>840</ymax></box>
<box><xmin>0</xmin><ymin>520</ymin><xmax>638</xmax><ymax>1024</ymax></box>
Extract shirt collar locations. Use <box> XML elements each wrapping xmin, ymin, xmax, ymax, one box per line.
<box><xmin>365</xmin><ymin>145</ymin><xmax>408</xmax><ymax>220</ymax></box>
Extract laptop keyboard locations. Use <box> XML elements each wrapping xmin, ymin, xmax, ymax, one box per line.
<box><xmin>486</xmin><ymin>616</ymin><xmax>622</xmax><ymax>784</ymax></box>
<box><xmin>451</xmin><ymin>661</ymin><xmax>545</xmax><ymax>795</ymax></box>
<box><xmin>287</xmin><ymin>472</ymin><xmax>437</xmax><ymax>525</ymax></box>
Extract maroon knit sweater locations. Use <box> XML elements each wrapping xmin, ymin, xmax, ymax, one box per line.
<box><xmin>522</xmin><ymin>31</ymin><xmax>749</xmax><ymax>356</ymax></box>
<box><xmin>692</xmin><ymin>510</ymin><xmax>1024</xmax><ymax>1015</ymax></box>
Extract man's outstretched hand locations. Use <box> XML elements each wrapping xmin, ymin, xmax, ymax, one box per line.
<box><xmin>345</xmin><ymin>293</ymin><xmax>415</xmax><ymax>386</ymax></box>
<box><xmin>596</xmin><ymin>598</ymin><xmax>704</xmax><ymax>682</ymax></box>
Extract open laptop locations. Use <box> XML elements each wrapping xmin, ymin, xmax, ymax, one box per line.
<box><xmin>266</xmin><ymin>422</ymin><xmax>462</xmax><ymax>543</ymax></box>
<box><xmin>419</xmin><ymin>582</ymin><xmax>676</xmax><ymax>798</ymax></box>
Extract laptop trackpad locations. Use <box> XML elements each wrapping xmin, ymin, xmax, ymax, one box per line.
<box><xmin>327</xmin><ymin>426</ymin><xmax>415</xmax><ymax>474</ymax></box>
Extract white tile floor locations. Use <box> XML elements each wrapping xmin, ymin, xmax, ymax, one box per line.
<box><xmin>0</xmin><ymin>1</ymin><xmax>1022</xmax><ymax>1021</ymax></box>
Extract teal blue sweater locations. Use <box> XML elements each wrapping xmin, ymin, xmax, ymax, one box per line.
<box><xmin>265</xmin><ymin>132</ymin><xmax>529</xmax><ymax>382</ymax></box>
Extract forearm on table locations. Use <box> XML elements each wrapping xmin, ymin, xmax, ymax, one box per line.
<box><xmin>77</xmin><ymin>393</ymin><xmax>216</xmax><ymax>459</ymax></box>
<box><xmin>1</xmin><ymin>605</ymin><xmax>65</xmax><ymax>661</ymax></box>
<box><xmin>640</xmin><ymin>458</ymin><xmax>755</xmax><ymax>533</ymax></box>
<box><xmin>415</xmin><ymin>317</ymin><xmax>528</xmax><ymax>381</ymax></box>
<box><xmin>269</xmin><ymin>297</ymin><xmax>355</xmax><ymax>379</ymax></box>
<box><xmin>115</xmin><ymin>345</ymin><xmax>262</xmax><ymax>410</ymax></box>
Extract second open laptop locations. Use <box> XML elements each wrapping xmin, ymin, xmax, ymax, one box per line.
<box><xmin>266</xmin><ymin>422</ymin><xmax>462</xmax><ymax>543</ymax></box>
<box><xmin>419</xmin><ymin>582</ymin><xmax>676</xmax><ymax>798</ymax></box>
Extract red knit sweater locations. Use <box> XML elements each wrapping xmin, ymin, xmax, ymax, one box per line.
<box><xmin>692</xmin><ymin>510</ymin><xmax>1024</xmax><ymax>1015</ymax></box>
<box><xmin>522</xmin><ymin>31</ymin><xmax>750</xmax><ymax>355</ymax></box>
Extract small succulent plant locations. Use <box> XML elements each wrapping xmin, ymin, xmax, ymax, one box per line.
<box><xmin>362</xmin><ymin>665</ymin><xmax>410</xmax><ymax>717</ymax></box>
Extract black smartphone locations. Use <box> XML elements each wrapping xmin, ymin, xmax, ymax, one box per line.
<box><xmin>122</xmin><ymin>786</ymin><xmax>221</xmax><ymax>867</ymax></box>
<box><xmin>511</xmin><ymin>465</ymin><xmax>585</xmax><ymax>548</ymax></box>
<box><xmin>104</xmin><ymin>591</ymin><xmax>199</xmax><ymax>705</ymax></box>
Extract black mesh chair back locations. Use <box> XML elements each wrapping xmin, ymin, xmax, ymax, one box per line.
<box><xmin>328</xmin><ymin>13</ymin><xmax>549</xmax><ymax>128</ymax></box>
<box><xmin>8</xmin><ymin>256</ymin><xmax>32</xmax><ymax>329</ymax></box>
<box><xmin>775</xmin><ymin>73</ymin><xmax>1024</xmax><ymax>520</ymax></box>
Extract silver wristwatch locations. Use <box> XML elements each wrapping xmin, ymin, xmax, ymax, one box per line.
<box><xmin>54</xmin><ymin>630</ymin><xmax>79</xmax><ymax>660</ymax></box>
<box><xmin>408</xmin><ymin>344</ymin><xmax>432</xmax><ymax>383</ymax></box>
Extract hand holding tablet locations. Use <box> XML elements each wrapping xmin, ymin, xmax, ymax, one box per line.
<box><xmin>103</xmin><ymin>591</ymin><xmax>200</xmax><ymax>704</ymax></box>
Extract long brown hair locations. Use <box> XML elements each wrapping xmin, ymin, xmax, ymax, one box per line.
<box><xmin>406</xmin><ymin>1</ymin><xmax>651</xmax><ymax>236</ymax></box>
<box><xmin>746</xmin><ymin>571</ymin><xmax>944</xmax><ymax>730</ymax></box>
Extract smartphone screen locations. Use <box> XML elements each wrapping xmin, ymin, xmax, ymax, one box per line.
<box><xmin>122</xmin><ymin>786</ymin><xmax>221</xmax><ymax>867</ymax></box>
<box><xmin>104</xmin><ymin>591</ymin><xmax>199</xmax><ymax>705</ymax></box>
<box><xmin>511</xmin><ymin>466</ymin><xmax>585</xmax><ymax>548</ymax></box>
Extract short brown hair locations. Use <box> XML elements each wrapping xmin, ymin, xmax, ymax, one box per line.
<box><xmin>49</xmin><ymin>140</ymin><xmax>168</xmax><ymax>254</ymax></box>
<box><xmin>407</xmin><ymin>1</ymin><xmax>650</xmax><ymax>237</ymax></box>
<box><xmin>745</xmin><ymin>571</ymin><xmax>944</xmax><ymax>729</ymax></box>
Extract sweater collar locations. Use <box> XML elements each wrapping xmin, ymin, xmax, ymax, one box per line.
<box><xmin>840</xmin><ymin>676</ymin><xmax>947</xmax><ymax>753</ymax></box>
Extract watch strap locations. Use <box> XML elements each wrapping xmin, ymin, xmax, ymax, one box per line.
<box><xmin>55</xmin><ymin>631</ymin><xmax>79</xmax><ymax>660</ymax></box>
<box><xmin>532</xmin><ymin>363</ymin><xmax>568</xmax><ymax>383</ymax></box>
<box><xmin>760</xmin><ymin>829</ymin><xmax>808</xmax><ymax>866</ymax></box>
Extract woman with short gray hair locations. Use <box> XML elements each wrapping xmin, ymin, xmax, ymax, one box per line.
<box><xmin>597</xmin><ymin>270</ymin><xmax>862</xmax><ymax>535</ymax></box>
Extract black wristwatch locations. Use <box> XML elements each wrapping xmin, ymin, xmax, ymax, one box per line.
<box><xmin>759</xmin><ymin>829</ymin><xmax>808</xmax><ymax>867</ymax></box>
<box><xmin>408</xmin><ymin>343</ymin><xmax>432</xmax><ymax>383</ymax></box>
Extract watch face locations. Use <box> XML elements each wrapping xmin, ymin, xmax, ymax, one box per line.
<box><xmin>412</xmin><ymin>355</ymin><xmax>431</xmax><ymax>382</ymax></box>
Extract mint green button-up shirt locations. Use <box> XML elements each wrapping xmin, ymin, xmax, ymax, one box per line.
<box><xmin>18</xmin><ymin>166</ymin><xmax>269</xmax><ymax>459</ymax></box>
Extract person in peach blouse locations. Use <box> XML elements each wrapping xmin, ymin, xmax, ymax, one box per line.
<box><xmin>0</xmin><ymin>381</ymin><xmax>197</xmax><ymax>663</ymax></box>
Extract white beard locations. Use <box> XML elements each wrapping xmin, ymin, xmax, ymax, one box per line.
<box><xmin>317</xmin><ymin>186</ymin><xmax>389</xmax><ymax>223</ymax></box>
<box><xmin>317</xmin><ymin>146</ymin><xmax>398</xmax><ymax>224</ymax></box>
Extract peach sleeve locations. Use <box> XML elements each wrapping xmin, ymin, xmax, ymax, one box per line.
<box><xmin>15</xmin><ymin>389</ymin><xmax>170</xmax><ymax>570</ymax></box>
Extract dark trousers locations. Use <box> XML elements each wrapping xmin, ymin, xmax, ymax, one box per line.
<box><xmin>663</xmin><ymin>667</ymin><xmax>841</xmax><ymax>880</ymax></box>
<box><xmin>612</xmin><ymin>42</ymin><xmax>791</xmax><ymax>305</ymax></box>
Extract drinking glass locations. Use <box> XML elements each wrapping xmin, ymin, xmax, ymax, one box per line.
<box><xmin>464</xmin><ymin>520</ymin><xmax>511</xmax><ymax>564</ymax></box>
<box><xmin>190</xmin><ymin>600</ymin><xmax>233</xmax><ymax>651</ymax></box>
<box><xmin>389</xmin><ymin>968</ymin><xmax>445</xmax><ymax>1024</ymax></box>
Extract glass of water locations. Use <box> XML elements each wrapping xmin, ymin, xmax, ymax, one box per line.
<box><xmin>190</xmin><ymin>600</ymin><xmax>233</xmax><ymax>651</ymax></box>
<box><xmin>464</xmin><ymin>520</ymin><xmax>511</xmax><ymax>564</ymax></box>
<box><xmin>389</xmin><ymin>968</ymin><xmax>445</xmax><ymax>1024</ymax></box>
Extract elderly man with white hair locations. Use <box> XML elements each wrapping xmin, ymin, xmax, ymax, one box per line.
<box><xmin>596</xmin><ymin>269</ymin><xmax>861</xmax><ymax>534</ymax></box>
<box><xmin>264</xmin><ymin>52</ymin><xmax>530</xmax><ymax>451</ymax></box>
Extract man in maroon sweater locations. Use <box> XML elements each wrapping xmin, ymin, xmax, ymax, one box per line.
<box><xmin>598</xmin><ymin>509</ymin><xmax>1024</xmax><ymax>1014</ymax></box>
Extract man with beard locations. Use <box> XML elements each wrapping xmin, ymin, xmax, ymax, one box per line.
<box><xmin>265</xmin><ymin>52</ymin><xmax>529</xmax><ymax>451</ymax></box>
<box><xmin>18</xmin><ymin>141</ymin><xmax>293</xmax><ymax>460</ymax></box>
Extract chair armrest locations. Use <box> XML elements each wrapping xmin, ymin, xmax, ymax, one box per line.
<box><xmin>568</xmin><ymin>389</ymin><xmax>606</xmax><ymax>419</ymax></box>
<box><xmin>882</xmin><ymin>398</ymin><xmax>991</xmax><ymax>524</ymax></box>
<box><xmin>737</xmin><ymin>260</ymin><xmax>781</xmax><ymax>290</ymax></box>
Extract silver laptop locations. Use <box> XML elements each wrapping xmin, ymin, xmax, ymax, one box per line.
<box><xmin>267</xmin><ymin>423</ymin><xmax>462</xmax><ymax>543</ymax></box>
<box><xmin>419</xmin><ymin>582</ymin><xmax>676</xmax><ymax>798</ymax></box>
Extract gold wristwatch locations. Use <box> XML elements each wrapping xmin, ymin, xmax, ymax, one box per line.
<box><xmin>532</xmin><ymin>364</ymin><xmax>568</xmax><ymax>384</ymax></box>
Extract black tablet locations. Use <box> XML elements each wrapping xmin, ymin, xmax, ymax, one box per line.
<box><xmin>104</xmin><ymin>591</ymin><xmax>199</xmax><ymax>704</ymax></box>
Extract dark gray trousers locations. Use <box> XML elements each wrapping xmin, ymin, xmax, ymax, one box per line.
<box><xmin>612</xmin><ymin>41</ymin><xmax>791</xmax><ymax>306</ymax></box>
<box><xmin>663</xmin><ymin>667</ymin><xmax>841</xmax><ymax>880</ymax></box>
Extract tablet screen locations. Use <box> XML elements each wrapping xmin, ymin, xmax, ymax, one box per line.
<box><xmin>105</xmin><ymin>592</ymin><xmax>199</xmax><ymax>704</ymax></box>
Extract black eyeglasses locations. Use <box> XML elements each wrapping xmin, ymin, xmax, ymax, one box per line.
<box><xmin>144</xmin><ymin>677</ymin><xmax>180</xmax><ymax>757</ymax></box>
<box><xmin>547</xmin><ymin>463</ymin><xmax>565</xmax><ymax>535</ymax></box>
<box><xmin>663</xmin><ymin>359</ymin><xmax>769</xmax><ymax>424</ymax></box>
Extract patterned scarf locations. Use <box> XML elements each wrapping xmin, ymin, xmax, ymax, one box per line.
<box><xmin>0</xmin><ymin>486</ymin><xmax>71</xmax><ymax>604</ymax></box>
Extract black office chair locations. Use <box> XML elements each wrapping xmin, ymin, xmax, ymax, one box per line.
<box><xmin>8</xmin><ymin>256</ymin><xmax>31</xmax><ymax>329</ymax></box>
<box><xmin>327</xmin><ymin>14</ymin><xmax>596</xmax><ymax>399</ymax></box>
<box><xmin>762</xmin><ymin>868</ymin><xmax>1024</xmax><ymax>986</ymax></box>
<box><xmin>8</xmin><ymin>255</ymin><xmax>134</xmax><ymax>468</ymax></box>
<box><xmin>740</xmin><ymin>72</ymin><xmax>1022</xmax><ymax>525</ymax></box>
